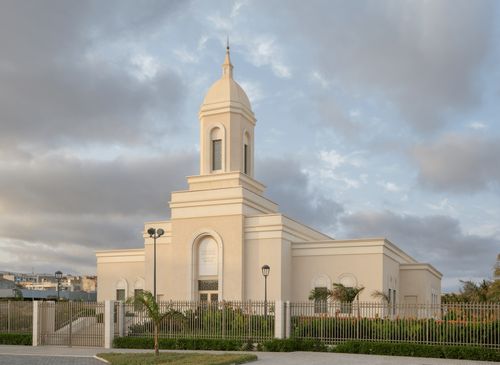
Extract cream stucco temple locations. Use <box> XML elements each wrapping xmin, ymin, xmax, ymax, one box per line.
<box><xmin>96</xmin><ymin>47</ymin><xmax>442</xmax><ymax>305</ymax></box>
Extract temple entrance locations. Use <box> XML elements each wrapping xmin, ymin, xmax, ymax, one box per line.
<box><xmin>198</xmin><ymin>279</ymin><xmax>218</xmax><ymax>302</ymax></box>
<box><xmin>197</xmin><ymin>237</ymin><xmax>219</xmax><ymax>300</ymax></box>
<box><xmin>199</xmin><ymin>291</ymin><xmax>218</xmax><ymax>302</ymax></box>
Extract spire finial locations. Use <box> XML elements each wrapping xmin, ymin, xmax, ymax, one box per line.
<box><xmin>222</xmin><ymin>39</ymin><xmax>233</xmax><ymax>79</ymax></box>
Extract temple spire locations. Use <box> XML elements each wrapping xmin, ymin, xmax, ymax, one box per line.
<box><xmin>222</xmin><ymin>39</ymin><xmax>233</xmax><ymax>79</ymax></box>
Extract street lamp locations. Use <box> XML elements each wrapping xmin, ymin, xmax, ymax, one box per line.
<box><xmin>261</xmin><ymin>264</ymin><xmax>270</xmax><ymax>318</ymax></box>
<box><xmin>147</xmin><ymin>227</ymin><xmax>165</xmax><ymax>301</ymax></box>
<box><xmin>55</xmin><ymin>270</ymin><xmax>63</xmax><ymax>300</ymax></box>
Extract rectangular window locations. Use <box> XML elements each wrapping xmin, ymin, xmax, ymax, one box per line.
<box><xmin>313</xmin><ymin>287</ymin><xmax>328</xmax><ymax>314</ymax></box>
<box><xmin>392</xmin><ymin>290</ymin><xmax>397</xmax><ymax>315</ymax></box>
<box><xmin>244</xmin><ymin>144</ymin><xmax>248</xmax><ymax>174</ymax></box>
<box><xmin>212</xmin><ymin>139</ymin><xmax>222</xmax><ymax>170</ymax></box>
<box><xmin>134</xmin><ymin>289</ymin><xmax>143</xmax><ymax>310</ymax></box>
<box><xmin>116</xmin><ymin>289</ymin><xmax>125</xmax><ymax>301</ymax></box>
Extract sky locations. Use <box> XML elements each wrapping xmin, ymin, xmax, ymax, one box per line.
<box><xmin>0</xmin><ymin>0</ymin><xmax>499</xmax><ymax>292</ymax></box>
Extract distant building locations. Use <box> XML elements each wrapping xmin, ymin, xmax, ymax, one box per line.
<box><xmin>0</xmin><ymin>272</ymin><xmax>97</xmax><ymax>300</ymax></box>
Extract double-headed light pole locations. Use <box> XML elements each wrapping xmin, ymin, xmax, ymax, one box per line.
<box><xmin>261</xmin><ymin>264</ymin><xmax>270</xmax><ymax>318</ymax></box>
<box><xmin>147</xmin><ymin>227</ymin><xmax>164</xmax><ymax>300</ymax></box>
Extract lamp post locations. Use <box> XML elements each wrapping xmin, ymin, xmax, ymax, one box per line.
<box><xmin>55</xmin><ymin>270</ymin><xmax>63</xmax><ymax>300</ymax></box>
<box><xmin>261</xmin><ymin>265</ymin><xmax>270</xmax><ymax>318</ymax></box>
<box><xmin>147</xmin><ymin>227</ymin><xmax>165</xmax><ymax>301</ymax></box>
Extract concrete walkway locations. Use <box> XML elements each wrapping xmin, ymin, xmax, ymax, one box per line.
<box><xmin>0</xmin><ymin>345</ymin><xmax>497</xmax><ymax>365</ymax></box>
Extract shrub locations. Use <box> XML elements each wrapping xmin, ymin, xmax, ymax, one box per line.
<box><xmin>334</xmin><ymin>341</ymin><xmax>500</xmax><ymax>362</ymax></box>
<box><xmin>113</xmin><ymin>336</ymin><xmax>246</xmax><ymax>351</ymax></box>
<box><xmin>261</xmin><ymin>338</ymin><xmax>327</xmax><ymax>352</ymax></box>
<box><xmin>0</xmin><ymin>333</ymin><xmax>32</xmax><ymax>345</ymax></box>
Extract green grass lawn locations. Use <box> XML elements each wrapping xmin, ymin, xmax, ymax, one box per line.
<box><xmin>97</xmin><ymin>352</ymin><xmax>258</xmax><ymax>365</ymax></box>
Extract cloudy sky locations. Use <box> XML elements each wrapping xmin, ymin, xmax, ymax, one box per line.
<box><xmin>1</xmin><ymin>0</ymin><xmax>499</xmax><ymax>292</ymax></box>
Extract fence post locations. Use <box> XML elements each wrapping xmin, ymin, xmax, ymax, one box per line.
<box><xmin>285</xmin><ymin>301</ymin><xmax>291</xmax><ymax>338</ymax></box>
<box><xmin>32</xmin><ymin>301</ymin><xmax>39</xmax><ymax>346</ymax></box>
<box><xmin>104</xmin><ymin>300</ymin><xmax>115</xmax><ymax>349</ymax></box>
<box><xmin>7</xmin><ymin>300</ymin><xmax>11</xmax><ymax>333</ymax></box>
<box><xmin>118</xmin><ymin>301</ymin><xmax>125</xmax><ymax>337</ymax></box>
<box><xmin>274</xmin><ymin>300</ymin><xmax>284</xmax><ymax>339</ymax></box>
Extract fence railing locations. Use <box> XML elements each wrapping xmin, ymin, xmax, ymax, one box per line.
<box><xmin>0</xmin><ymin>301</ymin><xmax>33</xmax><ymax>334</ymax></box>
<box><xmin>290</xmin><ymin>301</ymin><xmax>500</xmax><ymax>348</ymax></box>
<box><xmin>124</xmin><ymin>300</ymin><xmax>274</xmax><ymax>341</ymax></box>
<box><xmin>2</xmin><ymin>300</ymin><xmax>499</xmax><ymax>349</ymax></box>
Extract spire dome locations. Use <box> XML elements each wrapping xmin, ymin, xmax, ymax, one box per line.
<box><xmin>201</xmin><ymin>45</ymin><xmax>253</xmax><ymax>116</ymax></box>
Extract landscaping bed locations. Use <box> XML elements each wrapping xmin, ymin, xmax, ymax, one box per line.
<box><xmin>97</xmin><ymin>352</ymin><xmax>257</xmax><ymax>365</ymax></box>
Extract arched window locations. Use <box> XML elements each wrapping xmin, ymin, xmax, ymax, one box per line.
<box><xmin>115</xmin><ymin>279</ymin><xmax>128</xmax><ymax>301</ymax></box>
<box><xmin>311</xmin><ymin>274</ymin><xmax>331</xmax><ymax>314</ymax></box>
<box><xmin>243</xmin><ymin>132</ymin><xmax>250</xmax><ymax>175</ymax></box>
<box><xmin>210</xmin><ymin>127</ymin><xmax>222</xmax><ymax>171</ymax></box>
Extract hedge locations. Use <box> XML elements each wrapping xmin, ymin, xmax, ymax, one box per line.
<box><xmin>113</xmin><ymin>336</ymin><xmax>500</xmax><ymax>361</ymax></box>
<box><xmin>261</xmin><ymin>338</ymin><xmax>327</xmax><ymax>352</ymax></box>
<box><xmin>334</xmin><ymin>341</ymin><xmax>500</xmax><ymax>362</ymax></box>
<box><xmin>0</xmin><ymin>333</ymin><xmax>32</xmax><ymax>345</ymax></box>
<box><xmin>113</xmin><ymin>337</ymin><xmax>248</xmax><ymax>351</ymax></box>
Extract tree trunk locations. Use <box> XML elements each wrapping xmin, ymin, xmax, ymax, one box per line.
<box><xmin>154</xmin><ymin>322</ymin><xmax>159</xmax><ymax>356</ymax></box>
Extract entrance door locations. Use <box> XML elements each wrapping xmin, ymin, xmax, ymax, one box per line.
<box><xmin>199</xmin><ymin>291</ymin><xmax>218</xmax><ymax>302</ymax></box>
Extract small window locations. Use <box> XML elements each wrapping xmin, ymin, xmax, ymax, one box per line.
<box><xmin>133</xmin><ymin>289</ymin><xmax>144</xmax><ymax>310</ymax></box>
<box><xmin>392</xmin><ymin>290</ymin><xmax>397</xmax><ymax>315</ymax></box>
<box><xmin>212</xmin><ymin>139</ymin><xmax>222</xmax><ymax>171</ymax></box>
<box><xmin>313</xmin><ymin>287</ymin><xmax>328</xmax><ymax>314</ymax></box>
<box><xmin>116</xmin><ymin>289</ymin><xmax>125</xmax><ymax>301</ymax></box>
<box><xmin>244</xmin><ymin>144</ymin><xmax>249</xmax><ymax>174</ymax></box>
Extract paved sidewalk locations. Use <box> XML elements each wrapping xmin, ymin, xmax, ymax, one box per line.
<box><xmin>0</xmin><ymin>345</ymin><xmax>497</xmax><ymax>365</ymax></box>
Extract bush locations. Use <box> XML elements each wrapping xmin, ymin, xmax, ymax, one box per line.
<box><xmin>0</xmin><ymin>333</ymin><xmax>32</xmax><ymax>345</ymax></box>
<box><xmin>261</xmin><ymin>338</ymin><xmax>327</xmax><ymax>352</ymax></box>
<box><xmin>334</xmin><ymin>341</ymin><xmax>500</xmax><ymax>362</ymax></box>
<box><xmin>113</xmin><ymin>337</ymin><xmax>245</xmax><ymax>351</ymax></box>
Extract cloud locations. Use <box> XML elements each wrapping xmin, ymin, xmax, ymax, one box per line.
<box><xmin>468</xmin><ymin>121</ymin><xmax>488</xmax><ymax>130</ymax></box>
<box><xmin>413</xmin><ymin>134</ymin><xmax>500</xmax><ymax>193</ymax></box>
<box><xmin>0</xmin><ymin>153</ymin><xmax>197</xmax><ymax>216</ymax></box>
<box><xmin>341</xmin><ymin>210</ymin><xmax>499</xmax><ymax>291</ymax></box>
<box><xmin>0</xmin><ymin>152</ymin><xmax>198</xmax><ymax>274</ymax></box>
<box><xmin>257</xmin><ymin>157</ymin><xmax>344</xmax><ymax>232</ymax></box>
<box><xmin>0</xmin><ymin>0</ymin><xmax>188</xmax><ymax>152</ymax></box>
<box><xmin>284</xmin><ymin>0</ymin><xmax>497</xmax><ymax>132</ymax></box>
<box><xmin>245</xmin><ymin>37</ymin><xmax>292</xmax><ymax>79</ymax></box>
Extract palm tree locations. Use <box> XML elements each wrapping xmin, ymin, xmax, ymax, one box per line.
<box><xmin>331</xmin><ymin>283</ymin><xmax>364</xmax><ymax>317</ymax></box>
<box><xmin>371</xmin><ymin>290</ymin><xmax>390</xmax><ymax>303</ymax></box>
<box><xmin>371</xmin><ymin>290</ymin><xmax>391</xmax><ymax>317</ymax></box>
<box><xmin>331</xmin><ymin>283</ymin><xmax>364</xmax><ymax>303</ymax></box>
<box><xmin>308</xmin><ymin>287</ymin><xmax>332</xmax><ymax>301</ymax></box>
<box><xmin>127</xmin><ymin>290</ymin><xmax>168</xmax><ymax>356</ymax></box>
